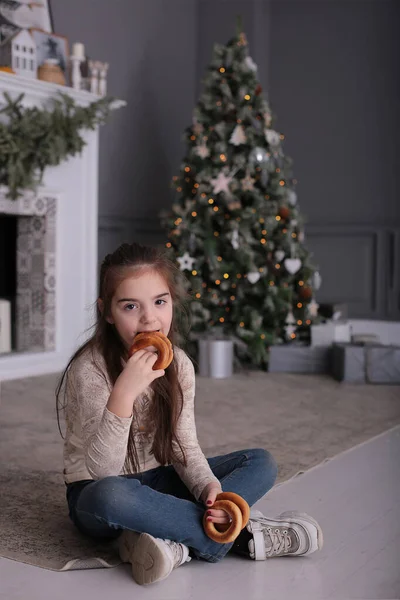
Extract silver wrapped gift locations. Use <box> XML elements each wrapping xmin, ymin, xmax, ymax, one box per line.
<box><xmin>331</xmin><ymin>343</ymin><xmax>400</xmax><ymax>384</ymax></box>
<box><xmin>268</xmin><ymin>344</ymin><xmax>331</xmax><ymax>374</ymax></box>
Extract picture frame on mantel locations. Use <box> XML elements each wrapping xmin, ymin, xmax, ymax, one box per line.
<box><xmin>0</xmin><ymin>1</ymin><xmax>53</xmax><ymax>44</ymax></box>
<box><xmin>30</xmin><ymin>27</ymin><xmax>68</xmax><ymax>81</ymax></box>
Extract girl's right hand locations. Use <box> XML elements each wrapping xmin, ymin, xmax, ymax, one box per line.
<box><xmin>116</xmin><ymin>349</ymin><xmax>165</xmax><ymax>400</ymax></box>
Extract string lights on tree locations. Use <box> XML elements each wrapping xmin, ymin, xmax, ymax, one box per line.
<box><xmin>161</xmin><ymin>22</ymin><xmax>319</xmax><ymax>369</ymax></box>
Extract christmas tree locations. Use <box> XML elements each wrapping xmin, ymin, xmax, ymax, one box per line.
<box><xmin>161</xmin><ymin>27</ymin><xmax>319</xmax><ymax>369</ymax></box>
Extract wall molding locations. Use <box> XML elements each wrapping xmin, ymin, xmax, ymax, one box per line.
<box><xmin>98</xmin><ymin>215</ymin><xmax>165</xmax><ymax>263</ymax></box>
<box><xmin>305</xmin><ymin>223</ymin><xmax>400</xmax><ymax>320</ymax></box>
<box><xmin>305</xmin><ymin>223</ymin><xmax>400</xmax><ymax>234</ymax></box>
<box><xmin>99</xmin><ymin>215</ymin><xmax>164</xmax><ymax>237</ymax></box>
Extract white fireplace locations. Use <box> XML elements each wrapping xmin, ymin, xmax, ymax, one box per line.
<box><xmin>0</xmin><ymin>73</ymin><xmax>124</xmax><ymax>381</ymax></box>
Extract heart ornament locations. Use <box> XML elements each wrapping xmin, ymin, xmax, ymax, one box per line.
<box><xmin>247</xmin><ymin>271</ymin><xmax>261</xmax><ymax>284</ymax></box>
<box><xmin>284</xmin><ymin>258</ymin><xmax>301</xmax><ymax>275</ymax></box>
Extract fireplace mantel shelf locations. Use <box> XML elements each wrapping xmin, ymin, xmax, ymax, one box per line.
<box><xmin>0</xmin><ymin>72</ymin><xmax>126</xmax><ymax>109</ymax></box>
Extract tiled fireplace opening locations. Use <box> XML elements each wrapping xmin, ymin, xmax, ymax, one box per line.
<box><xmin>0</xmin><ymin>214</ymin><xmax>17</xmax><ymax>349</ymax></box>
<box><xmin>0</xmin><ymin>192</ymin><xmax>57</xmax><ymax>353</ymax></box>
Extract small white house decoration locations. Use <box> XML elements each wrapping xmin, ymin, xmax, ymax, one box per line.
<box><xmin>0</xmin><ymin>29</ymin><xmax>36</xmax><ymax>78</ymax></box>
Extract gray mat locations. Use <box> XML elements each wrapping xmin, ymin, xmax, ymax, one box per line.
<box><xmin>1</xmin><ymin>371</ymin><xmax>399</xmax><ymax>571</ymax></box>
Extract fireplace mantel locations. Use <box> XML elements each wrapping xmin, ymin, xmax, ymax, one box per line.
<box><xmin>0</xmin><ymin>73</ymin><xmax>125</xmax><ymax>381</ymax></box>
<box><xmin>0</xmin><ymin>71</ymin><xmax>125</xmax><ymax>108</ymax></box>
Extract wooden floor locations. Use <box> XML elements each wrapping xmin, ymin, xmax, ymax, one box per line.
<box><xmin>1</xmin><ymin>426</ymin><xmax>399</xmax><ymax>600</ymax></box>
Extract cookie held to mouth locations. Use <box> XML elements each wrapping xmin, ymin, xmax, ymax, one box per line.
<box><xmin>129</xmin><ymin>331</ymin><xmax>173</xmax><ymax>370</ymax></box>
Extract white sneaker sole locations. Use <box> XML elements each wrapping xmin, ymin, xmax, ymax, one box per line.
<box><xmin>119</xmin><ymin>530</ymin><xmax>140</xmax><ymax>564</ymax></box>
<box><xmin>131</xmin><ymin>533</ymin><xmax>174</xmax><ymax>585</ymax></box>
<box><xmin>278</xmin><ymin>511</ymin><xmax>324</xmax><ymax>554</ymax></box>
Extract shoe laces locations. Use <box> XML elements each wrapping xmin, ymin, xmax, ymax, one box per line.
<box><xmin>250</xmin><ymin>515</ymin><xmax>293</xmax><ymax>556</ymax></box>
<box><xmin>263</xmin><ymin>526</ymin><xmax>292</xmax><ymax>556</ymax></box>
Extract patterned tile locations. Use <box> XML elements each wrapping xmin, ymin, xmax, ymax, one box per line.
<box><xmin>0</xmin><ymin>191</ymin><xmax>58</xmax><ymax>352</ymax></box>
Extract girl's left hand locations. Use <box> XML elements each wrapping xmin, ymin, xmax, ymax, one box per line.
<box><xmin>200</xmin><ymin>482</ymin><xmax>231</xmax><ymax>526</ymax></box>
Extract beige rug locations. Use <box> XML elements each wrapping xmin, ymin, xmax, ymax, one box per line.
<box><xmin>1</xmin><ymin>371</ymin><xmax>399</xmax><ymax>571</ymax></box>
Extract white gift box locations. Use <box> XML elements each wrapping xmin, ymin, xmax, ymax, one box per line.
<box><xmin>311</xmin><ymin>320</ymin><xmax>351</xmax><ymax>346</ymax></box>
<box><xmin>0</xmin><ymin>299</ymin><xmax>11</xmax><ymax>354</ymax></box>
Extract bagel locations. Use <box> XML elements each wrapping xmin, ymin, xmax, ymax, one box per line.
<box><xmin>129</xmin><ymin>331</ymin><xmax>173</xmax><ymax>370</ymax></box>
<box><xmin>203</xmin><ymin>492</ymin><xmax>250</xmax><ymax>544</ymax></box>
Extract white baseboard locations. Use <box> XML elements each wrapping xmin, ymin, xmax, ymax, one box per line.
<box><xmin>0</xmin><ymin>350</ymin><xmax>69</xmax><ymax>382</ymax></box>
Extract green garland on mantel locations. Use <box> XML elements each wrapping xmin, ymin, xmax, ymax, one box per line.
<box><xmin>0</xmin><ymin>91</ymin><xmax>116</xmax><ymax>199</ymax></box>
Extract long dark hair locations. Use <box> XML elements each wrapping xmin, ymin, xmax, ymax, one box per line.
<box><xmin>56</xmin><ymin>242</ymin><xmax>192</xmax><ymax>473</ymax></box>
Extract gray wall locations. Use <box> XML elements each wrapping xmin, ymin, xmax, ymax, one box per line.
<box><xmin>52</xmin><ymin>0</ymin><xmax>400</xmax><ymax>319</ymax></box>
<box><xmin>268</xmin><ymin>0</ymin><xmax>400</xmax><ymax>318</ymax></box>
<box><xmin>270</xmin><ymin>0</ymin><xmax>400</xmax><ymax>226</ymax></box>
<box><xmin>52</xmin><ymin>0</ymin><xmax>199</xmax><ymax>251</ymax></box>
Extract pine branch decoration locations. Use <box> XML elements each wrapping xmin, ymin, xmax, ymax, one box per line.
<box><xmin>0</xmin><ymin>92</ymin><xmax>114</xmax><ymax>199</ymax></box>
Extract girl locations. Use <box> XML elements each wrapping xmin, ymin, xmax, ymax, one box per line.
<box><xmin>56</xmin><ymin>242</ymin><xmax>323</xmax><ymax>586</ymax></box>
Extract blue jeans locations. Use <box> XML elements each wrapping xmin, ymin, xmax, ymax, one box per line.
<box><xmin>66</xmin><ymin>448</ymin><xmax>277</xmax><ymax>563</ymax></box>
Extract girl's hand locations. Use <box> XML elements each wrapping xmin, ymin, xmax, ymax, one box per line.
<box><xmin>115</xmin><ymin>349</ymin><xmax>165</xmax><ymax>400</ymax></box>
<box><xmin>201</xmin><ymin>482</ymin><xmax>231</xmax><ymax>526</ymax></box>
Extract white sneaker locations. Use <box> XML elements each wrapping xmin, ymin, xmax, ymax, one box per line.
<box><xmin>118</xmin><ymin>530</ymin><xmax>141</xmax><ymax>564</ymax></box>
<box><xmin>247</xmin><ymin>510</ymin><xmax>323</xmax><ymax>560</ymax></box>
<box><xmin>131</xmin><ymin>532</ymin><xmax>191</xmax><ymax>585</ymax></box>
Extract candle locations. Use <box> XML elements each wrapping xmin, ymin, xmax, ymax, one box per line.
<box><xmin>72</xmin><ymin>43</ymin><xmax>85</xmax><ymax>59</ymax></box>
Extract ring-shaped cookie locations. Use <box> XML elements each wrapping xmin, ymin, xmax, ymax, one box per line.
<box><xmin>203</xmin><ymin>492</ymin><xmax>250</xmax><ymax>544</ymax></box>
<box><xmin>152</xmin><ymin>332</ymin><xmax>173</xmax><ymax>367</ymax></box>
<box><xmin>129</xmin><ymin>331</ymin><xmax>173</xmax><ymax>370</ymax></box>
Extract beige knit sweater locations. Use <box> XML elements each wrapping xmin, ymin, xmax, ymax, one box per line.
<box><xmin>62</xmin><ymin>345</ymin><xmax>221</xmax><ymax>501</ymax></box>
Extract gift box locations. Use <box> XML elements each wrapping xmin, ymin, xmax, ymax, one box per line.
<box><xmin>311</xmin><ymin>320</ymin><xmax>351</xmax><ymax>346</ymax></box>
<box><xmin>331</xmin><ymin>343</ymin><xmax>400</xmax><ymax>384</ymax></box>
<box><xmin>268</xmin><ymin>344</ymin><xmax>331</xmax><ymax>374</ymax></box>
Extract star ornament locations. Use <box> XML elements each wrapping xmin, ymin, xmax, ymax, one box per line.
<box><xmin>285</xmin><ymin>324</ymin><xmax>296</xmax><ymax>337</ymax></box>
<box><xmin>195</xmin><ymin>144</ymin><xmax>210</xmax><ymax>159</ymax></box>
<box><xmin>211</xmin><ymin>171</ymin><xmax>233</xmax><ymax>195</ymax></box>
<box><xmin>308</xmin><ymin>299</ymin><xmax>319</xmax><ymax>318</ymax></box>
<box><xmin>177</xmin><ymin>252</ymin><xmax>196</xmax><ymax>271</ymax></box>
<box><xmin>241</xmin><ymin>174</ymin><xmax>255</xmax><ymax>191</ymax></box>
